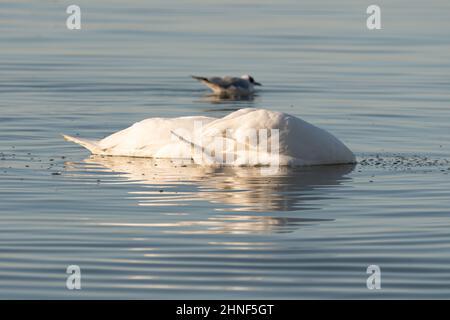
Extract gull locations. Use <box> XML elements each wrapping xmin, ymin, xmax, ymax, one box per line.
<box><xmin>191</xmin><ymin>74</ymin><xmax>262</xmax><ymax>96</ymax></box>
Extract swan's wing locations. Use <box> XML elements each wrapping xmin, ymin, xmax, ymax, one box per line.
<box><xmin>171</xmin><ymin>128</ymin><xmax>264</xmax><ymax>165</ymax></box>
<box><xmin>170</xmin><ymin>130</ymin><xmax>215</xmax><ymax>164</ymax></box>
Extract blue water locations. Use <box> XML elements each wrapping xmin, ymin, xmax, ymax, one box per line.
<box><xmin>1</xmin><ymin>0</ymin><xmax>450</xmax><ymax>299</ymax></box>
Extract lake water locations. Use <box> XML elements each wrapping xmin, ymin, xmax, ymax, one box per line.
<box><xmin>1</xmin><ymin>0</ymin><xmax>450</xmax><ymax>299</ymax></box>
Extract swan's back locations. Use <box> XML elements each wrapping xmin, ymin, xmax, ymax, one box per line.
<box><xmin>202</xmin><ymin>108</ymin><xmax>355</xmax><ymax>165</ymax></box>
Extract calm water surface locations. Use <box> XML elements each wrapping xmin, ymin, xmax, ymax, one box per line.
<box><xmin>1</xmin><ymin>0</ymin><xmax>450</xmax><ymax>299</ymax></box>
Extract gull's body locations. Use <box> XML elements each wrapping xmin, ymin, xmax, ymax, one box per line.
<box><xmin>63</xmin><ymin>108</ymin><xmax>356</xmax><ymax>166</ymax></box>
<box><xmin>192</xmin><ymin>74</ymin><xmax>261</xmax><ymax>96</ymax></box>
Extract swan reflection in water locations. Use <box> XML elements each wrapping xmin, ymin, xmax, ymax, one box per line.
<box><xmin>83</xmin><ymin>155</ymin><xmax>354</xmax><ymax>210</ymax></box>
<box><xmin>68</xmin><ymin>155</ymin><xmax>354</xmax><ymax>234</ymax></box>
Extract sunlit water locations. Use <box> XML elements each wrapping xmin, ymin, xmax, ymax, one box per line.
<box><xmin>1</xmin><ymin>0</ymin><xmax>450</xmax><ymax>299</ymax></box>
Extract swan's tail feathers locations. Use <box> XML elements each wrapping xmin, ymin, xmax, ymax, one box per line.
<box><xmin>62</xmin><ymin>134</ymin><xmax>101</xmax><ymax>154</ymax></box>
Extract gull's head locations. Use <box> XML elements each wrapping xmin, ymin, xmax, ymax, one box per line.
<box><xmin>241</xmin><ymin>74</ymin><xmax>262</xmax><ymax>86</ymax></box>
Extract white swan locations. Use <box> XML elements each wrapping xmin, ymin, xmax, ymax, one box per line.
<box><xmin>63</xmin><ymin>108</ymin><xmax>356</xmax><ymax>166</ymax></box>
